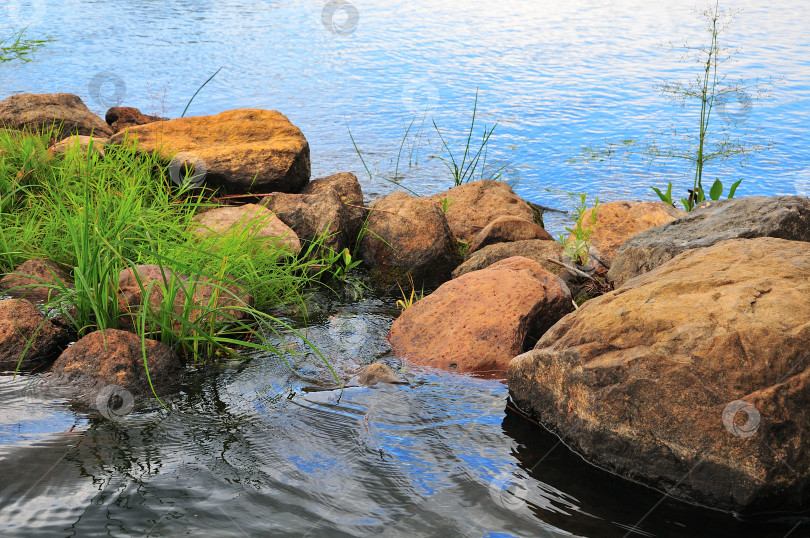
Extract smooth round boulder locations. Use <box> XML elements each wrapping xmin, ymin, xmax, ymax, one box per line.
<box><xmin>191</xmin><ymin>203</ymin><xmax>301</xmax><ymax>254</ymax></box>
<box><xmin>0</xmin><ymin>93</ymin><xmax>112</xmax><ymax>137</ymax></box>
<box><xmin>388</xmin><ymin>256</ymin><xmax>573</xmax><ymax>375</ymax></box>
<box><xmin>468</xmin><ymin>215</ymin><xmax>553</xmax><ymax>254</ymax></box>
<box><xmin>110</xmin><ymin>109</ymin><xmax>310</xmax><ymax>194</ymax></box>
<box><xmin>0</xmin><ymin>299</ymin><xmax>67</xmax><ymax>371</ymax></box>
<box><xmin>509</xmin><ymin>237</ymin><xmax>810</xmax><ymax>512</ymax></box>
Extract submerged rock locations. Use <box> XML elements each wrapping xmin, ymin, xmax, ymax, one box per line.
<box><xmin>49</xmin><ymin>329</ymin><xmax>183</xmax><ymax>402</ymax></box>
<box><xmin>0</xmin><ymin>299</ymin><xmax>67</xmax><ymax>371</ymax></box>
<box><xmin>0</xmin><ymin>258</ymin><xmax>73</xmax><ymax>300</ymax></box>
<box><xmin>360</xmin><ymin>191</ymin><xmax>460</xmax><ymax>289</ymax></box>
<box><xmin>388</xmin><ymin>256</ymin><xmax>572</xmax><ymax>375</ymax></box>
<box><xmin>110</xmin><ymin>109</ymin><xmax>310</xmax><ymax>194</ymax></box>
<box><xmin>353</xmin><ymin>362</ymin><xmax>407</xmax><ymax>386</ymax></box>
<box><xmin>431</xmin><ymin>180</ymin><xmax>537</xmax><ymax>242</ymax></box>
<box><xmin>608</xmin><ymin>196</ymin><xmax>810</xmax><ymax>287</ymax></box>
<box><xmin>0</xmin><ymin>93</ymin><xmax>112</xmax><ymax>137</ymax></box>
<box><xmin>191</xmin><ymin>203</ymin><xmax>301</xmax><ymax>254</ymax></box>
<box><xmin>452</xmin><ymin>239</ymin><xmax>568</xmax><ymax>280</ymax></box>
<box><xmin>468</xmin><ymin>215</ymin><xmax>553</xmax><ymax>254</ymax></box>
<box><xmin>509</xmin><ymin>237</ymin><xmax>810</xmax><ymax>512</ymax></box>
<box><xmin>104</xmin><ymin>106</ymin><xmax>167</xmax><ymax>133</ymax></box>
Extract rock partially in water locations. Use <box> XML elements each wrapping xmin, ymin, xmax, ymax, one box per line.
<box><xmin>567</xmin><ymin>200</ymin><xmax>685</xmax><ymax>274</ymax></box>
<box><xmin>300</xmin><ymin>172</ymin><xmax>365</xmax><ymax>241</ymax></box>
<box><xmin>0</xmin><ymin>93</ymin><xmax>112</xmax><ymax>137</ymax></box>
<box><xmin>104</xmin><ymin>106</ymin><xmax>167</xmax><ymax>134</ymax></box>
<box><xmin>509</xmin><ymin>237</ymin><xmax>810</xmax><ymax>512</ymax></box>
<box><xmin>261</xmin><ymin>187</ymin><xmax>355</xmax><ymax>256</ymax></box>
<box><xmin>0</xmin><ymin>258</ymin><xmax>73</xmax><ymax>300</ymax></box>
<box><xmin>360</xmin><ymin>191</ymin><xmax>460</xmax><ymax>289</ymax></box>
<box><xmin>468</xmin><ymin>215</ymin><xmax>553</xmax><ymax>254</ymax></box>
<box><xmin>388</xmin><ymin>256</ymin><xmax>572</xmax><ymax>375</ymax></box>
<box><xmin>452</xmin><ymin>239</ymin><xmax>568</xmax><ymax>281</ymax></box>
<box><xmin>353</xmin><ymin>362</ymin><xmax>408</xmax><ymax>386</ymax></box>
<box><xmin>49</xmin><ymin>329</ymin><xmax>183</xmax><ymax>403</ymax></box>
<box><xmin>430</xmin><ymin>180</ymin><xmax>537</xmax><ymax>242</ymax></box>
<box><xmin>608</xmin><ymin>196</ymin><xmax>810</xmax><ymax>287</ymax></box>
<box><xmin>109</xmin><ymin>109</ymin><xmax>310</xmax><ymax>194</ymax></box>
<box><xmin>191</xmin><ymin>203</ymin><xmax>301</xmax><ymax>254</ymax></box>
<box><xmin>0</xmin><ymin>299</ymin><xmax>67</xmax><ymax>371</ymax></box>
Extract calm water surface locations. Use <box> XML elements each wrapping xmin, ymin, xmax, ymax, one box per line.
<box><xmin>1</xmin><ymin>1</ymin><xmax>809</xmax><ymax>536</ymax></box>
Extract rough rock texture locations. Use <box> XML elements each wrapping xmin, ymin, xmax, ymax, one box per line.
<box><xmin>49</xmin><ymin>329</ymin><xmax>183</xmax><ymax>399</ymax></box>
<box><xmin>0</xmin><ymin>93</ymin><xmax>112</xmax><ymax>137</ymax></box>
<box><xmin>47</xmin><ymin>134</ymin><xmax>108</xmax><ymax>158</ymax></box>
<box><xmin>431</xmin><ymin>180</ymin><xmax>537</xmax><ymax>242</ymax></box>
<box><xmin>0</xmin><ymin>299</ymin><xmax>67</xmax><ymax>370</ymax></box>
<box><xmin>388</xmin><ymin>257</ymin><xmax>573</xmax><ymax>375</ymax></box>
<box><xmin>509</xmin><ymin>237</ymin><xmax>810</xmax><ymax>512</ymax></box>
<box><xmin>261</xmin><ymin>187</ymin><xmax>354</xmax><ymax>255</ymax></box>
<box><xmin>300</xmin><ymin>172</ymin><xmax>365</xmax><ymax>240</ymax></box>
<box><xmin>105</xmin><ymin>106</ymin><xmax>167</xmax><ymax>133</ymax></box>
<box><xmin>608</xmin><ymin>196</ymin><xmax>810</xmax><ymax>287</ymax></box>
<box><xmin>452</xmin><ymin>239</ymin><xmax>568</xmax><ymax>281</ymax></box>
<box><xmin>360</xmin><ymin>191</ymin><xmax>460</xmax><ymax>289</ymax></box>
<box><xmin>568</xmin><ymin>201</ymin><xmax>685</xmax><ymax>272</ymax></box>
<box><xmin>110</xmin><ymin>109</ymin><xmax>310</xmax><ymax>194</ymax></box>
<box><xmin>354</xmin><ymin>362</ymin><xmax>407</xmax><ymax>386</ymax></box>
<box><xmin>468</xmin><ymin>216</ymin><xmax>553</xmax><ymax>254</ymax></box>
<box><xmin>0</xmin><ymin>258</ymin><xmax>73</xmax><ymax>300</ymax></box>
<box><xmin>191</xmin><ymin>203</ymin><xmax>301</xmax><ymax>254</ymax></box>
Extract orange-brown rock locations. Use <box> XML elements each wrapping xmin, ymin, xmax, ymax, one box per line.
<box><xmin>359</xmin><ymin>191</ymin><xmax>460</xmax><ymax>289</ymax></box>
<box><xmin>110</xmin><ymin>109</ymin><xmax>309</xmax><ymax>194</ymax></box>
<box><xmin>300</xmin><ymin>172</ymin><xmax>365</xmax><ymax>240</ymax></box>
<box><xmin>47</xmin><ymin>134</ymin><xmax>108</xmax><ymax>158</ymax></box>
<box><xmin>353</xmin><ymin>362</ymin><xmax>407</xmax><ymax>386</ymax></box>
<box><xmin>567</xmin><ymin>201</ymin><xmax>684</xmax><ymax>272</ymax></box>
<box><xmin>0</xmin><ymin>299</ymin><xmax>67</xmax><ymax>370</ymax></box>
<box><xmin>0</xmin><ymin>93</ymin><xmax>112</xmax><ymax>137</ymax></box>
<box><xmin>0</xmin><ymin>258</ymin><xmax>73</xmax><ymax>300</ymax></box>
<box><xmin>509</xmin><ymin>237</ymin><xmax>810</xmax><ymax>512</ymax></box>
<box><xmin>388</xmin><ymin>257</ymin><xmax>572</xmax><ymax>375</ymax></box>
<box><xmin>431</xmin><ymin>180</ymin><xmax>537</xmax><ymax>242</ymax></box>
<box><xmin>191</xmin><ymin>203</ymin><xmax>301</xmax><ymax>254</ymax></box>
<box><xmin>49</xmin><ymin>329</ymin><xmax>183</xmax><ymax>399</ymax></box>
<box><xmin>105</xmin><ymin>106</ymin><xmax>167</xmax><ymax>133</ymax></box>
<box><xmin>468</xmin><ymin>215</ymin><xmax>553</xmax><ymax>254</ymax></box>
<box><xmin>452</xmin><ymin>239</ymin><xmax>568</xmax><ymax>281</ymax></box>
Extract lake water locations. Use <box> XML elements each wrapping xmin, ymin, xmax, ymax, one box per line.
<box><xmin>1</xmin><ymin>0</ymin><xmax>809</xmax><ymax>536</ymax></box>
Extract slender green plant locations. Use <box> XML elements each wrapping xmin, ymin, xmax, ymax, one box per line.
<box><xmin>0</xmin><ymin>29</ymin><xmax>51</xmax><ymax>64</ymax></box>
<box><xmin>557</xmin><ymin>192</ymin><xmax>599</xmax><ymax>266</ymax></box>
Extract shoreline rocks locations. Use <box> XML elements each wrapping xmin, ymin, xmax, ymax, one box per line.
<box><xmin>0</xmin><ymin>299</ymin><xmax>67</xmax><ymax>371</ymax></box>
<box><xmin>191</xmin><ymin>203</ymin><xmax>301</xmax><ymax>254</ymax></box>
<box><xmin>0</xmin><ymin>93</ymin><xmax>112</xmax><ymax>137</ymax></box>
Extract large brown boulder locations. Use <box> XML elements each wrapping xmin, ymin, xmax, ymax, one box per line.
<box><xmin>0</xmin><ymin>258</ymin><xmax>73</xmax><ymax>300</ymax></box>
<box><xmin>608</xmin><ymin>196</ymin><xmax>810</xmax><ymax>287</ymax></box>
<box><xmin>509</xmin><ymin>237</ymin><xmax>810</xmax><ymax>512</ymax></box>
<box><xmin>105</xmin><ymin>106</ymin><xmax>167</xmax><ymax>133</ymax></box>
<box><xmin>260</xmin><ymin>187</ymin><xmax>355</xmax><ymax>255</ymax></box>
<box><xmin>468</xmin><ymin>215</ymin><xmax>553</xmax><ymax>254</ymax></box>
<box><xmin>110</xmin><ymin>109</ymin><xmax>310</xmax><ymax>194</ymax></box>
<box><xmin>388</xmin><ymin>257</ymin><xmax>572</xmax><ymax>375</ymax></box>
<box><xmin>567</xmin><ymin>201</ymin><xmax>685</xmax><ymax>272</ymax></box>
<box><xmin>0</xmin><ymin>93</ymin><xmax>112</xmax><ymax>137</ymax></box>
<box><xmin>300</xmin><ymin>172</ymin><xmax>365</xmax><ymax>240</ymax></box>
<box><xmin>452</xmin><ymin>239</ymin><xmax>568</xmax><ymax>281</ymax></box>
<box><xmin>430</xmin><ymin>180</ymin><xmax>537</xmax><ymax>242</ymax></box>
<box><xmin>359</xmin><ymin>191</ymin><xmax>460</xmax><ymax>289</ymax></box>
<box><xmin>191</xmin><ymin>203</ymin><xmax>301</xmax><ymax>254</ymax></box>
<box><xmin>0</xmin><ymin>299</ymin><xmax>67</xmax><ymax>370</ymax></box>
<box><xmin>49</xmin><ymin>329</ymin><xmax>183</xmax><ymax>400</ymax></box>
